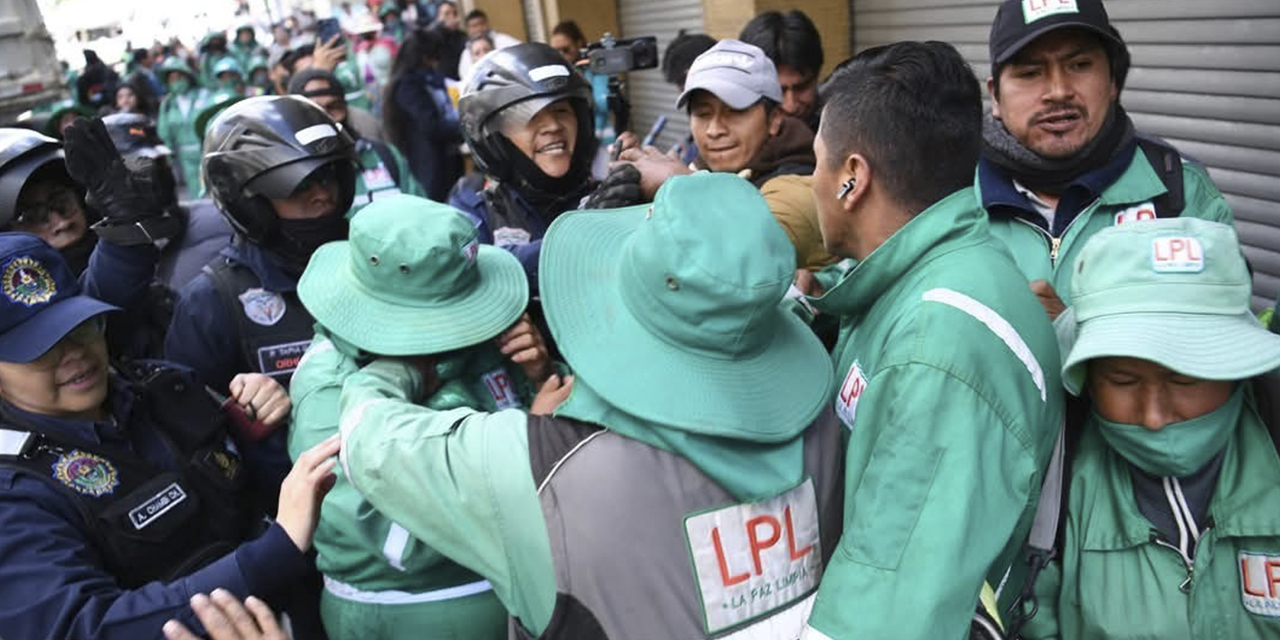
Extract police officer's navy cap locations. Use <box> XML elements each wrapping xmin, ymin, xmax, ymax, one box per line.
<box><xmin>989</xmin><ymin>0</ymin><xmax>1126</xmax><ymax>68</ymax></box>
<box><xmin>0</xmin><ymin>233</ymin><xmax>117</xmax><ymax>363</ymax></box>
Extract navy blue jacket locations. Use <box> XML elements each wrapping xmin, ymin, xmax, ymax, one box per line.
<box><xmin>165</xmin><ymin>241</ymin><xmax>299</xmax><ymax>394</ymax></box>
<box><xmin>0</xmin><ymin>372</ymin><xmax>313</xmax><ymax>640</ymax></box>
<box><xmin>160</xmin><ymin>200</ymin><xmax>233</xmax><ymax>293</ymax></box>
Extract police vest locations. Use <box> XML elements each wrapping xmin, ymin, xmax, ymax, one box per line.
<box><xmin>513</xmin><ymin>409</ymin><xmax>845</xmax><ymax>640</ymax></box>
<box><xmin>203</xmin><ymin>257</ymin><xmax>315</xmax><ymax>387</ymax></box>
<box><xmin>0</xmin><ymin>362</ymin><xmax>261</xmax><ymax>589</ymax></box>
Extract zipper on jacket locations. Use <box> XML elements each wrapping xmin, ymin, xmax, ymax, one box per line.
<box><xmin>1049</xmin><ymin>237</ymin><xmax>1062</xmax><ymax>262</ymax></box>
<box><xmin>1010</xmin><ymin>198</ymin><xmax>1099</xmax><ymax>268</ymax></box>
<box><xmin>1150</xmin><ymin>476</ymin><xmax>1203</xmax><ymax>593</ymax></box>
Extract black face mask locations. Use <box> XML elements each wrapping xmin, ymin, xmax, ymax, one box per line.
<box><xmin>273</xmin><ymin>214</ymin><xmax>348</xmax><ymax>274</ymax></box>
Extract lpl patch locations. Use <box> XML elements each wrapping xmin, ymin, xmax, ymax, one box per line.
<box><xmin>1114</xmin><ymin>201</ymin><xmax>1157</xmax><ymax>225</ymax></box>
<box><xmin>683</xmin><ymin>479</ymin><xmax>822</xmax><ymax>634</ymax></box>
<box><xmin>52</xmin><ymin>450</ymin><xmax>119</xmax><ymax>497</ymax></box>
<box><xmin>1022</xmin><ymin>0</ymin><xmax>1079</xmax><ymax>24</ymax></box>
<box><xmin>835</xmin><ymin>362</ymin><xmax>867</xmax><ymax>429</ymax></box>
<box><xmin>257</xmin><ymin>340</ymin><xmax>312</xmax><ymax>379</ymax></box>
<box><xmin>481</xmin><ymin>369</ymin><xmax>521</xmax><ymax>409</ymax></box>
<box><xmin>1151</xmin><ymin>236</ymin><xmax>1205</xmax><ymax>273</ymax></box>
<box><xmin>1240</xmin><ymin>551</ymin><xmax>1280</xmax><ymax>617</ymax></box>
<box><xmin>128</xmin><ymin>482</ymin><xmax>187</xmax><ymax>530</ymax></box>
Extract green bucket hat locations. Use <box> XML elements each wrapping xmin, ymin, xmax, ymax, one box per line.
<box><xmin>298</xmin><ymin>194</ymin><xmax>528</xmax><ymax>355</ymax></box>
<box><xmin>1059</xmin><ymin>217</ymin><xmax>1280</xmax><ymax>395</ymax></box>
<box><xmin>539</xmin><ymin>172</ymin><xmax>833</xmax><ymax>440</ymax></box>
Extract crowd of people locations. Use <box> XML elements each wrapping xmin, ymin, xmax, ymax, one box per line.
<box><xmin>0</xmin><ymin>0</ymin><xmax>1277</xmax><ymax>639</ymax></box>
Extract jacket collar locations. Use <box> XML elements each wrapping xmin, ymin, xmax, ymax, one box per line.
<box><xmin>221</xmin><ymin>239</ymin><xmax>299</xmax><ymax>292</ymax></box>
<box><xmin>1080</xmin><ymin>404</ymin><xmax>1280</xmax><ymax>551</ymax></box>
<box><xmin>977</xmin><ymin>138</ymin><xmax>1153</xmax><ymax>228</ymax></box>
<box><xmin>810</xmin><ymin>187</ymin><xmax>989</xmax><ymax>318</ymax></box>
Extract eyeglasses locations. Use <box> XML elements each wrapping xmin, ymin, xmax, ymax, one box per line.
<box><xmin>16</xmin><ymin>186</ymin><xmax>80</xmax><ymax>226</ymax></box>
<box><xmin>28</xmin><ymin>316</ymin><xmax>106</xmax><ymax>370</ymax></box>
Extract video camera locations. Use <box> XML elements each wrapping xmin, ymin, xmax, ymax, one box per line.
<box><xmin>582</xmin><ymin>33</ymin><xmax>658</xmax><ymax>76</ymax></box>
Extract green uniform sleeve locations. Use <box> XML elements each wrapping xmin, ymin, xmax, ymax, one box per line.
<box><xmin>806</xmin><ymin>363</ymin><xmax>1043</xmax><ymax>640</ymax></box>
<box><xmin>337</xmin><ymin>359</ymin><xmax>557</xmax><ymax>634</ymax></box>
<box><xmin>1182</xmin><ymin>163</ymin><xmax>1234</xmax><ymax>225</ymax></box>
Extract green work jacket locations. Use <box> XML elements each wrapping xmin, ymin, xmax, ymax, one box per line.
<box><xmin>804</xmin><ymin>188</ymin><xmax>1064</xmax><ymax>640</ymax></box>
<box><xmin>1023</xmin><ymin>399</ymin><xmax>1280</xmax><ymax>640</ymax></box>
<box><xmin>977</xmin><ymin>150</ymin><xmax>1234</xmax><ymax>306</ymax></box>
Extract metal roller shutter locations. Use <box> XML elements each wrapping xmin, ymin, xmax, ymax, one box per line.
<box><xmin>851</xmin><ymin>0</ymin><xmax>1280</xmax><ymax>309</ymax></box>
<box><xmin>616</xmin><ymin>0</ymin><xmax>705</xmax><ymax>150</ymax></box>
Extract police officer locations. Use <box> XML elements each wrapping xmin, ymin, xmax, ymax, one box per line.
<box><xmin>800</xmin><ymin>42</ymin><xmax>1062</xmax><ymax>639</ymax></box>
<box><xmin>0</xmin><ymin>128</ymin><xmax>98</xmax><ymax>273</ymax></box>
<box><xmin>287</xmin><ymin>68</ymin><xmax>424</xmax><ymax>216</ymax></box>
<box><xmin>1021</xmin><ymin>218</ymin><xmax>1280</xmax><ymax>639</ymax></box>
<box><xmin>979</xmin><ymin>0</ymin><xmax>1233</xmax><ymax>319</ymax></box>
<box><xmin>156</xmin><ymin>56</ymin><xmax>207</xmax><ymax>198</ymax></box>
<box><xmin>338</xmin><ymin>173</ymin><xmax>843</xmax><ymax>639</ymax></box>
<box><xmin>98</xmin><ymin>113</ymin><xmax>233</xmax><ymax>360</ymax></box>
<box><xmin>450</xmin><ymin>42</ymin><xmax>642</xmax><ymax>293</ymax></box>
<box><xmin>165</xmin><ymin>95</ymin><xmax>357</xmax><ymax>395</ymax></box>
<box><xmin>291</xmin><ymin>195</ymin><xmax>549</xmax><ymax>640</ymax></box>
<box><xmin>0</xmin><ymin>232</ymin><xmax>339</xmax><ymax>640</ymax></box>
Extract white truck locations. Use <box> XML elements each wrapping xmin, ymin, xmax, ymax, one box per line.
<box><xmin>0</xmin><ymin>0</ymin><xmax>67</xmax><ymax>124</ymax></box>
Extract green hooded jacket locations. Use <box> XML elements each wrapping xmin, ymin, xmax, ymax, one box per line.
<box><xmin>804</xmin><ymin>188</ymin><xmax>1064</xmax><ymax>640</ymax></box>
<box><xmin>1022</xmin><ymin>396</ymin><xmax>1280</xmax><ymax>640</ymax></box>
<box><xmin>156</xmin><ymin>79</ymin><xmax>208</xmax><ymax>199</ymax></box>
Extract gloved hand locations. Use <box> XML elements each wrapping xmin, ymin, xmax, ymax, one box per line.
<box><xmin>63</xmin><ymin>117</ymin><xmax>179</xmax><ymax>244</ymax></box>
<box><xmin>580</xmin><ymin>163</ymin><xmax>644</xmax><ymax>210</ymax></box>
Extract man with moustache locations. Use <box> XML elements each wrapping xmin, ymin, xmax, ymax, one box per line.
<box><xmin>978</xmin><ymin>0</ymin><xmax>1233</xmax><ymax>320</ymax></box>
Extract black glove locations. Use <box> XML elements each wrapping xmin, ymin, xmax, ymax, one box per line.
<box><xmin>63</xmin><ymin>117</ymin><xmax>180</xmax><ymax>245</ymax></box>
<box><xmin>580</xmin><ymin>164</ymin><xmax>645</xmax><ymax>210</ymax></box>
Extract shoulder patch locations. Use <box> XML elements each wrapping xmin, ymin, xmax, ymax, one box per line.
<box><xmin>3</xmin><ymin>256</ymin><xmax>56</xmax><ymax>306</ymax></box>
<box><xmin>835</xmin><ymin>362</ymin><xmax>867</xmax><ymax>430</ymax></box>
<box><xmin>237</xmin><ymin>287</ymin><xmax>287</xmax><ymax>326</ymax></box>
<box><xmin>493</xmin><ymin>227</ymin><xmax>532</xmax><ymax>248</ymax></box>
<box><xmin>1114</xmin><ymin>201</ymin><xmax>1157</xmax><ymax>226</ymax></box>
<box><xmin>683</xmin><ymin>479</ymin><xmax>823</xmax><ymax>635</ymax></box>
<box><xmin>51</xmin><ymin>450</ymin><xmax>119</xmax><ymax>497</ymax></box>
<box><xmin>1240</xmin><ymin>551</ymin><xmax>1280</xmax><ymax>617</ymax></box>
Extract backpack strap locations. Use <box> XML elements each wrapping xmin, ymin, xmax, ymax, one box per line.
<box><xmin>1251</xmin><ymin>370</ymin><xmax>1280</xmax><ymax>454</ymax></box>
<box><xmin>1136</xmin><ymin>137</ymin><xmax>1185</xmax><ymax>218</ymax></box>
<box><xmin>368</xmin><ymin>139</ymin><xmax>403</xmax><ymax>187</ymax></box>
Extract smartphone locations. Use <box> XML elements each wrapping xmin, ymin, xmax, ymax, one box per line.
<box><xmin>316</xmin><ymin>18</ymin><xmax>343</xmax><ymax>46</ymax></box>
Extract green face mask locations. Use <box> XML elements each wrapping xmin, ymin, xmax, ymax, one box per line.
<box><xmin>218</xmin><ymin>77</ymin><xmax>239</xmax><ymax>90</ymax></box>
<box><xmin>1095</xmin><ymin>385</ymin><xmax>1243</xmax><ymax>477</ymax></box>
<box><xmin>168</xmin><ymin>78</ymin><xmax>191</xmax><ymax>94</ymax></box>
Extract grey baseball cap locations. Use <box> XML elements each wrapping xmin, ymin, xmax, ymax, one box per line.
<box><xmin>676</xmin><ymin>39</ymin><xmax>782</xmax><ymax>110</ymax></box>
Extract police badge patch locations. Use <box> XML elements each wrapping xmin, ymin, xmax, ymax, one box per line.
<box><xmin>238</xmin><ymin>288</ymin><xmax>287</xmax><ymax>326</ymax></box>
<box><xmin>3</xmin><ymin>256</ymin><xmax>56</xmax><ymax>306</ymax></box>
<box><xmin>51</xmin><ymin>450</ymin><xmax>119</xmax><ymax>497</ymax></box>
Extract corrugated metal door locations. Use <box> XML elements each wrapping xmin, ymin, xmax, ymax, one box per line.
<box><xmin>616</xmin><ymin>0</ymin><xmax>705</xmax><ymax>150</ymax></box>
<box><xmin>852</xmin><ymin>0</ymin><xmax>1280</xmax><ymax>309</ymax></box>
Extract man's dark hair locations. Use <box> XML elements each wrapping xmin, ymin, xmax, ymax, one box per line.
<box><xmin>552</xmin><ymin>20</ymin><xmax>586</xmax><ymax>46</ymax></box>
<box><xmin>465</xmin><ymin>9</ymin><xmax>487</xmax><ymax>23</ymax></box>
<box><xmin>821</xmin><ymin>41</ymin><xmax>982</xmax><ymax>215</ymax></box>
<box><xmin>661</xmin><ymin>30</ymin><xmax>715</xmax><ymax>87</ymax></box>
<box><xmin>738</xmin><ymin>10</ymin><xmax>823</xmax><ymax>76</ymax></box>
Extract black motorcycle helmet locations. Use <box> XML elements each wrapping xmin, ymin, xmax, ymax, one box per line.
<box><xmin>0</xmin><ymin>128</ymin><xmax>79</xmax><ymax>228</ymax></box>
<box><xmin>460</xmin><ymin>42</ymin><xmax>596</xmax><ymax>200</ymax></box>
<box><xmin>201</xmin><ymin>96</ymin><xmax>357</xmax><ymax>246</ymax></box>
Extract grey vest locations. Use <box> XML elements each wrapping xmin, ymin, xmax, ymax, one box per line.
<box><xmin>514</xmin><ymin>409</ymin><xmax>845</xmax><ymax>640</ymax></box>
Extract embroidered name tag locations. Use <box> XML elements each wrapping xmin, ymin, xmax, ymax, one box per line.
<box><xmin>257</xmin><ymin>340</ymin><xmax>312</xmax><ymax>378</ymax></box>
<box><xmin>684</xmin><ymin>479</ymin><xmax>822</xmax><ymax>634</ymax></box>
<box><xmin>1151</xmin><ymin>237</ymin><xmax>1205</xmax><ymax>273</ymax></box>
<box><xmin>1114</xmin><ymin>201</ymin><xmax>1157</xmax><ymax>225</ymax></box>
<box><xmin>1022</xmin><ymin>0</ymin><xmax>1078</xmax><ymax>24</ymax></box>
<box><xmin>1241</xmin><ymin>551</ymin><xmax>1280</xmax><ymax>617</ymax></box>
<box><xmin>129</xmin><ymin>482</ymin><xmax>187</xmax><ymax>530</ymax></box>
<box><xmin>835</xmin><ymin>362</ymin><xmax>867</xmax><ymax>429</ymax></box>
<box><xmin>481</xmin><ymin>369</ymin><xmax>521</xmax><ymax>409</ymax></box>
